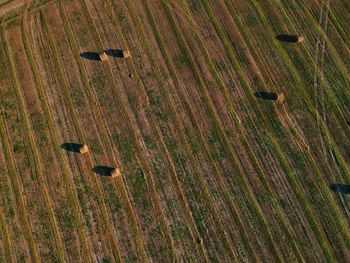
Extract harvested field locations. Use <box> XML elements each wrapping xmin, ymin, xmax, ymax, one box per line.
<box><xmin>0</xmin><ymin>0</ymin><xmax>349</xmax><ymax>262</ymax></box>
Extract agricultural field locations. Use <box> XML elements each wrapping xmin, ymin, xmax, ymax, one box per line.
<box><xmin>0</xmin><ymin>0</ymin><xmax>349</xmax><ymax>262</ymax></box>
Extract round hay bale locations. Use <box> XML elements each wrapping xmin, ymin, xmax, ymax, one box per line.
<box><xmin>79</xmin><ymin>144</ymin><xmax>89</xmax><ymax>154</ymax></box>
<box><xmin>99</xmin><ymin>52</ymin><xmax>108</xmax><ymax>62</ymax></box>
<box><xmin>111</xmin><ymin>168</ymin><xmax>121</xmax><ymax>178</ymax></box>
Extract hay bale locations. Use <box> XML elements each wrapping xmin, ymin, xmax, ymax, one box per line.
<box><xmin>254</xmin><ymin>91</ymin><xmax>285</xmax><ymax>103</ymax></box>
<box><xmin>276</xmin><ymin>93</ymin><xmax>285</xmax><ymax>104</ymax></box>
<box><xmin>99</xmin><ymin>52</ymin><xmax>108</xmax><ymax>62</ymax></box>
<box><xmin>79</xmin><ymin>144</ymin><xmax>89</xmax><ymax>154</ymax></box>
<box><xmin>296</xmin><ymin>36</ymin><xmax>304</xmax><ymax>43</ymax></box>
<box><xmin>255</xmin><ymin>91</ymin><xmax>277</xmax><ymax>100</ymax></box>
<box><xmin>111</xmin><ymin>168</ymin><xmax>121</xmax><ymax>178</ymax></box>
<box><xmin>276</xmin><ymin>34</ymin><xmax>305</xmax><ymax>43</ymax></box>
<box><xmin>122</xmin><ymin>50</ymin><xmax>131</xmax><ymax>58</ymax></box>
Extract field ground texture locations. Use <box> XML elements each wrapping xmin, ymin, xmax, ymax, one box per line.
<box><xmin>0</xmin><ymin>0</ymin><xmax>349</xmax><ymax>262</ymax></box>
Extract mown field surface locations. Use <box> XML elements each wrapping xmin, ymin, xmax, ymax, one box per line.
<box><xmin>0</xmin><ymin>0</ymin><xmax>349</xmax><ymax>262</ymax></box>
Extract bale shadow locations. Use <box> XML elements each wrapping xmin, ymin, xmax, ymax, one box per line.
<box><xmin>276</xmin><ymin>34</ymin><xmax>300</xmax><ymax>43</ymax></box>
<box><xmin>61</xmin><ymin>143</ymin><xmax>84</xmax><ymax>153</ymax></box>
<box><xmin>254</xmin><ymin>91</ymin><xmax>278</xmax><ymax>101</ymax></box>
<box><xmin>330</xmin><ymin>184</ymin><xmax>350</xmax><ymax>194</ymax></box>
<box><xmin>92</xmin><ymin>166</ymin><xmax>115</xmax><ymax>177</ymax></box>
<box><xmin>104</xmin><ymin>49</ymin><xmax>124</xmax><ymax>58</ymax></box>
<box><xmin>80</xmin><ymin>51</ymin><xmax>100</xmax><ymax>61</ymax></box>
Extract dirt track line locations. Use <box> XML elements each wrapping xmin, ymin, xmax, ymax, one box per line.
<box><xmin>39</xmin><ymin>9</ymin><xmax>124</xmax><ymax>262</ymax></box>
<box><xmin>313</xmin><ymin>0</ymin><xmax>326</xmax><ymax>119</ymax></box>
<box><xmin>312</xmin><ymin>0</ymin><xmax>331</xmax><ymax>162</ymax></box>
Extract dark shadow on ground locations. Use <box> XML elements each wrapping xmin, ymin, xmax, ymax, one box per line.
<box><xmin>61</xmin><ymin>143</ymin><xmax>84</xmax><ymax>153</ymax></box>
<box><xmin>330</xmin><ymin>184</ymin><xmax>350</xmax><ymax>194</ymax></box>
<box><xmin>80</xmin><ymin>51</ymin><xmax>100</xmax><ymax>61</ymax></box>
<box><xmin>104</xmin><ymin>49</ymin><xmax>124</xmax><ymax>58</ymax></box>
<box><xmin>92</xmin><ymin>166</ymin><xmax>115</xmax><ymax>177</ymax></box>
<box><xmin>254</xmin><ymin>91</ymin><xmax>278</xmax><ymax>101</ymax></box>
<box><xmin>276</xmin><ymin>34</ymin><xmax>300</xmax><ymax>43</ymax></box>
